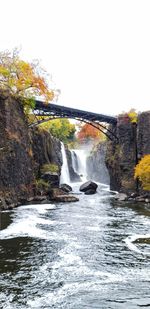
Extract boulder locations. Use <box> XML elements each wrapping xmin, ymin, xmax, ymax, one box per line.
<box><xmin>50</xmin><ymin>188</ymin><xmax>67</xmax><ymax>200</ymax></box>
<box><xmin>33</xmin><ymin>195</ymin><xmax>48</xmax><ymax>202</ymax></box>
<box><xmin>135</xmin><ymin>196</ymin><xmax>146</xmax><ymax>202</ymax></box>
<box><xmin>80</xmin><ymin>181</ymin><xmax>98</xmax><ymax>193</ymax></box>
<box><xmin>84</xmin><ymin>189</ymin><xmax>97</xmax><ymax>195</ymax></box>
<box><xmin>114</xmin><ymin>193</ymin><xmax>128</xmax><ymax>201</ymax></box>
<box><xmin>60</xmin><ymin>184</ymin><xmax>72</xmax><ymax>193</ymax></box>
<box><xmin>41</xmin><ymin>172</ymin><xmax>59</xmax><ymax>188</ymax></box>
<box><xmin>50</xmin><ymin>187</ymin><xmax>79</xmax><ymax>203</ymax></box>
<box><xmin>53</xmin><ymin>195</ymin><xmax>79</xmax><ymax>203</ymax></box>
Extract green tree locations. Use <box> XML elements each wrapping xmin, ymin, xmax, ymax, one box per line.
<box><xmin>39</xmin><ymin>118</ymin><xmax>76</xmax><ymax>143</ymax></box>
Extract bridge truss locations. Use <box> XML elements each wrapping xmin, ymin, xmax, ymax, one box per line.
<box><xmin>30</xmin><ymin>100</ymin><xmax>118</xmax><ymax>141</ymax></box>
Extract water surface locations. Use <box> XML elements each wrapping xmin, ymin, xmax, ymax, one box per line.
<box><xmin>0</xmin><ymin>184</ymin><xmax>150</xmax><ymax>308</ymax></box>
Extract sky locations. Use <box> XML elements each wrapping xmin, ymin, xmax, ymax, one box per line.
<box><xmin>0</xmin><ymin>0</ymin><xmax>150</xmax><ymax>115</ymax></box>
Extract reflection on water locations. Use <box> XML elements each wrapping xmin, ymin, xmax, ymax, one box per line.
<box><xmin>0</xmin><ymin>211</ymin><xmax>12</xmax><ymax>231</ymax></box>
<box><xmin>0</xmin><ymin>184</ymin><xmax>150</xmax><ymax>308</ymax></box>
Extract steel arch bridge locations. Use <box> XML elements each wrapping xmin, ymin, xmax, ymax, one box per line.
<box><xmin>30</xmin><ymin>100</ymin><xmax>117</xmax><ymax>141</ymax></box>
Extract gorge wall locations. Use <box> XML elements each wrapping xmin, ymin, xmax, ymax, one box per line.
<box><xmin>0</xmin><ymin>92</ymin><xmax>62</xmax><ymax>208</ymax></box>
<box><xmin>106</xmin><ymin>111</ymin><xmax>150</xmax><ymax>194</ymax></box>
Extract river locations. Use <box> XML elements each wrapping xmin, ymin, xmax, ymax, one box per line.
<box><xmin>0</xmin><ymin>183</ymin><xmax>150</xmax><ymax>309</ymax></box>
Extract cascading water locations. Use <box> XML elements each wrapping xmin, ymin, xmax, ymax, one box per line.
<box><xmin>60</xmin><ymin>142</ymin><xmax>70</xmax><ymax>184</ymax></box>
<box><xmin>71</xmin><ymin>149</ymin><xmax>88</xmax><ymax>181</ymax></box>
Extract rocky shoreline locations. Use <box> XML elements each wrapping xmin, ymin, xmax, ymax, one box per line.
<box><xmin>114</xmin><ymin>192</ymin><xmax>150</xmax><ymax>204</ymax></box>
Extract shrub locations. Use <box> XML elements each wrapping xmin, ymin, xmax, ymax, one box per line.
<box><xmin>41</xmin><ymin>163</ymin><xmax>59</xmax><ymax>174</ymax></box>
<box><xmin>134</xmin><ymin>154</ymin><xmax>150</xmax><ymax>190</ymax></box>
<box><xmin>35</xmin><ymin>179</ymin><xmax>50</xmax><ymax>194</ymax></box>
<box><xmin>128</xmin><ymin>109</ymin><xmax>138</xmax><ymax>123</ymax></box>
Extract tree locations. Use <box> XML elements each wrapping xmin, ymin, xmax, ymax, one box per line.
<box><xmin>128</xmin><ymin>108</ymin><xmax>138</xmax><ymax>123</ymax></box>
<box><xmin>134</xmin><ymin>154</ymin><xmax>150</xmax><ymax>190</ymax></box>
<box><xmin>77</xmin><ymin>123</ymin><xmax>104</xmax><ymax>142</ymax></box>
<box><xmin>0</xmin><ymin>48</ymin><xmax>55</xmax><ymax>109</ymax></box>
<box><xmin>39</xmin><ymin>118</ymin><xmax>76</xmax><ymax>143</ymax></box>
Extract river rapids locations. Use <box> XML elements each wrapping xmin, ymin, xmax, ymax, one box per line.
<box><xmin>0</xmin><ymin>182</ymin><xmax>150</xmax><ymax>308</ymax></box>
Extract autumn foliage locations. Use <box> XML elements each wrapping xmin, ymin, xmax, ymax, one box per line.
<box><xmin>39</xmin><ymin>118</ymin><xmax>76</xmax><ymax>143</ymax></box>
<box><xmin>77</xmin><ymin>123</ymin><xmax>104</xmax><ymax>141</ymax></box>
<box><xmin>134</xmin><ymin>154</ymin><xmax>150</xmax><ymax>190</ymax></box>
<box><xmin>0</xmin><ymin>48</ymin><xmax>54</xmax><ymax>108</ymax></box>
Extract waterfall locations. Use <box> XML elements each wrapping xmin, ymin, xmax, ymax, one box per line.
<box><xmin>60</xmin><ymin>142</ymin><xmax>70</xmax><ymax>184</ymax></box>
<box><xmin>71</xmin><ymin>149</ymin><xmax>88</xmax><ymax>182</ymax></box>
<box><xmin>71</xmin><ymin>150</ymin><xmax>79</xmax><ymax>173</ymax></box>
<box><xmin>86</xmin><ymin>142</ymin><xmax>110</xmax><ymax>184</ymax></box>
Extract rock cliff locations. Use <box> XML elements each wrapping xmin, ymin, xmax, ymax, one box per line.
<box><xmin>0</xmin><ymin>92</ymin><xmax>62</xmax><ymax>208</ymax></box>
<box><xmin>106</xmin><ymin>111</ymin><xmax>150</xmax><ymax>194</ymax></box>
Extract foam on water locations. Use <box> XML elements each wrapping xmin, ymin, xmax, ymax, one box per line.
<box><xmin>124</xmin><ymin>234</ymin><xmax>150</xmax><ymax>255</ymax></box>
<box><xmin>0</xmin><ymin>204</ymin><xmax>57</xmax><ymax>240</ymax></box>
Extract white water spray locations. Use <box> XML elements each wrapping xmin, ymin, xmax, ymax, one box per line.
<box><xmin>71</xmin><ymin>149</ymin><xmax>88</xmax><ymax>181</ymax></box>
<box><xmin>60</xmin><ymin>142</ymin><xmax>70</xmax><ymax>184</ymax></box>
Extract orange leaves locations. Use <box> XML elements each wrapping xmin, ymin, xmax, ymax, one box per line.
<box><xmin>0</xmin><ymin>49</ymin><xmax>55</xmax><ymax>104</ymax></box>
<box><xmin>77</xmin><ymin>123</ymin><xmax>102</xmax><ymax>141</ymax></box>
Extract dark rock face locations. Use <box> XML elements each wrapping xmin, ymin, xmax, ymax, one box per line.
<box><xmin>137</xmin><ymin>111</ymin><xmax>150</xmax><ymax>158</ymax></box>
<box><xmin>106</xmin><ymin>111</ymin><xmax>150</xmax><ymax>194</ymax></box>
<box><xmin>86</xmin><ymin>142</ymin><xmax>110</xmax><ymax>184</ymax></box>
<box><xmin>80</xmin><ymin>181</ymin><xmax>98</xmax><ymax>193</ymax></box>
<box><xmin>0</xmin><ymin>92</ymin><xmax>34</xmax><ymax>205</ymax></box>
<box><xmin>31</xmin><ymin>128</ymin><xmax>62</xmax><ymax>178</ymax></box>
<box><xmin>0</xmin><ymin>92</ymin><xmax>63</xmax><ymax>208</ymax></box>
<box><xmin>106</xmin><ymin>121</ymin><xmax>137</xmax><ymax>193</ymax></box>
<box><xmin>41</xmin><ymin>172</ymin><xmax>59</xmax><ymax>188</ymax></box>
<box><xmin>106</xmin><ymin>120</ymin><xmax>137</xmax><ymax>193</ymax></box>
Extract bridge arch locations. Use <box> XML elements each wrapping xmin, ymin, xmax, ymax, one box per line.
<box><xmin>30</xmin><ymin>100</ymin><xmax>118</xmax><ymax>141</ymax></box>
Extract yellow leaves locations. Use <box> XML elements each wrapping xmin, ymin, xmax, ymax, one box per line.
<box><xmin>0</xmin><ymin>65</ymin><xmax>9</xmax><ymax>77</ymax></box>
<box><xmin>0</xmin><ymin>48</ymin><xmax>56</xmax><ymax>107</ymax></box>
<box><xmin>128</xmin><ymin>109</ymin><xmax>138</xmax><ymax>123</ymax></box>
<box><xmin>134</xmin><ymin>154</ymin><xmax>150</xmax><ymax>190</ymax></box>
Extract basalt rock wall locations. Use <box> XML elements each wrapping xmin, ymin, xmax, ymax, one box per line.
<box><xmin>31</xmin><ymin>128</ymin><xmax>62</xmax><ymax>179</ymax></box>
<box><xmin>106</xmin><ymin>111</ymin><xmax>150</xmax><ymax>194</ymax></box>
<box><xmin>0</xmin><ymin>92</ymin><xmax>62</xmax><ymax>208</ymax></box>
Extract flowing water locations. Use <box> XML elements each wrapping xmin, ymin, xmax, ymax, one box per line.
<box><xmin>0</xmin><ymin>185</ymin><xmax>150</xmax><ymax>309</ymax></box>
<box><xmin>60</xmin><ymin>143</ymin><xmax>70</xmax><ymax>184</ymax></box>
<box><xmin>0</xmin><ymin>147</ymin><xmax>150</xmax><ymax>308</ymax></box>
<box><xmin>70</xmin><ymin>149</ymin><xmax>88</xmax><ymax>182</ymax></box>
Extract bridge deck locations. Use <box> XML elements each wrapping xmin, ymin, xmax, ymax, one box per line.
<box><xmin>34</xmin><ymin>100</ymin><xmax>117</xmax><ymax>125</ymax></box>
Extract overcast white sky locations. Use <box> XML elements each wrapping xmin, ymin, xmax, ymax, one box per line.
<box><xmin>0</xmin><ymin>0</ymin><xmax>150</xmax><ymax>115</ymax></box>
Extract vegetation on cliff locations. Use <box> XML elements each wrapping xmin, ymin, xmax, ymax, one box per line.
<box><xmin>134</xmin><ymin>154</ymin><xmax>150</xmax><ymax>191</ymax></box>
<box><xmin>118</xmin><ymin>108</ymin><xmax>138</xmax><ymax>124</ymax></box>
